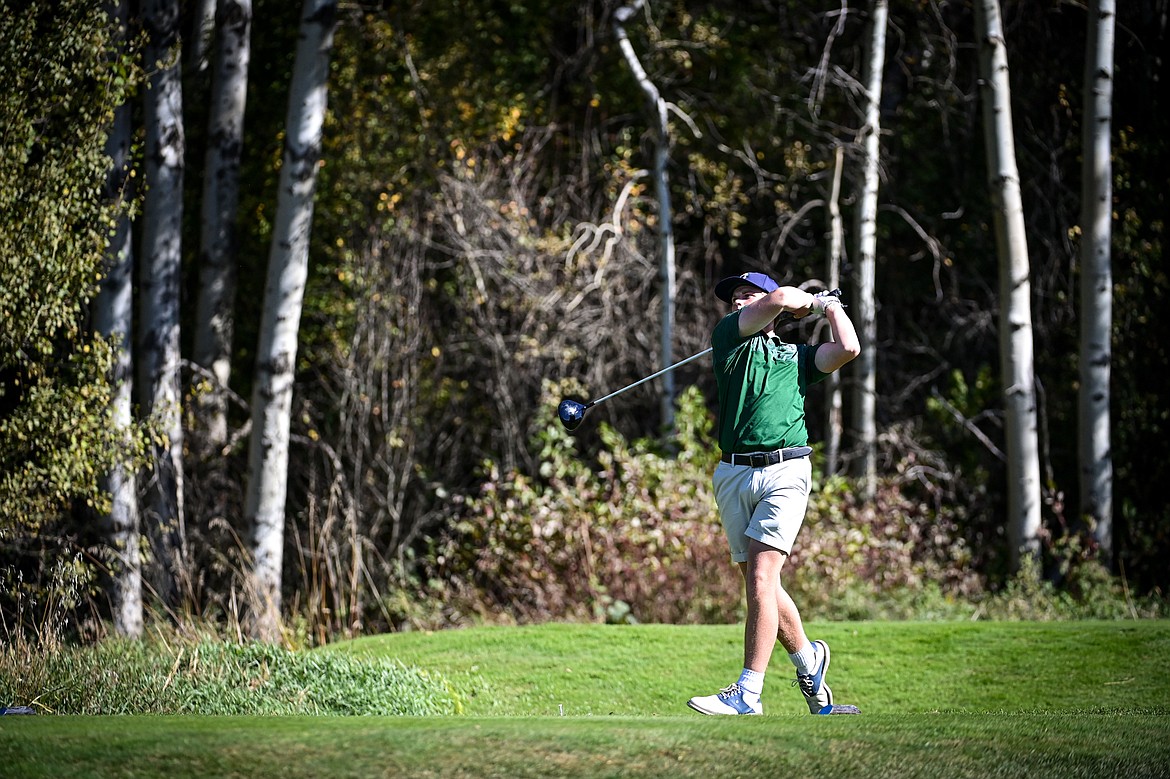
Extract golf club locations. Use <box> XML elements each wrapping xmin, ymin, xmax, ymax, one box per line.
<box><xmin>557</xmin><ymin>288</ymin><xmax>843</xmax><ymax>431</ymax></box>
<box><xmin>558</xmin><ymin>347</ymin><xmax>713</xmax><ymax>431</ymax></box>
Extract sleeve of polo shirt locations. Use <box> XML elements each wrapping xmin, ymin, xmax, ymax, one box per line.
<box><xmin>799</xmin><ymin>343</ymin><xmax>831</xmax><ymax>388</ymax></box>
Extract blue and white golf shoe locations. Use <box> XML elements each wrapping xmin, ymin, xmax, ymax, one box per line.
<box><xmin>686</xmin><ymin>682</ymin><xmax>763</xmax><ymax>716</ymax></box>
<box><xmin>795</xmin><ymin>639</ymin><xmax>834</xmax><ymax>714</ymax></box>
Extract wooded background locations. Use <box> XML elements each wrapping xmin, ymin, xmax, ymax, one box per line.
<box><xmin>2</xmin><ymin>0</ymin><xmax>1166</xmax><ymax>643</ymax></box>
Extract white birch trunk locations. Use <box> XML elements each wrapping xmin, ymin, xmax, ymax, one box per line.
<box><xmin>614</xmin><ymin>0</ymin><xmax>677</xmax><ymax>435</ymax></box>
<box><xmin>825</xmin><ymin>145</ymin><xmax>846</xmax><ymax>477</ymax></box>
<box><xmin>245</xmin><ymin>0</ymin><xmax>338</xmax><ymax>642</ymax></box>
<box><xmin>139</xmin><ymin>0</ymin><xmax>186</xmax><ymax>606</ymax></box>
<box><xmin>95</xmin><ymin>0</ymin><xmax>142</xmax><ymax>638</ymax></box>
<box><xmin>976</xmin><ymin>0</ymin><xmax>1043</xmax><ymax>570</ymax></box>
<box><xmin>188</xmin><ymin>0</ymin><xmax>217</xmax><ymax>72</ymax></box>
<box><xmin>1079</xmin><ymin>0</ymin><xmax>1115</xmax><ymax>564</ymax></box>
<box><xmin>193</xmin><ymin>0</ymin><xmax>252</xmax><ymax>454</ymax></box>
<box><xmin>654</xmin><ymin>107</ymin><xmax>677</xmax><ymax>435</ymax></box>
<box><xmin>851</xmin><ymin>0</ymin><xmax>887</xmax><ymax>500</ymax></box>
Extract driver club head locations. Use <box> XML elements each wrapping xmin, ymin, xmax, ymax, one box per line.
<box><xmin>557</xmin><ymin>399</ymin><xmax>590</xmax><ymax>431</ymax></box>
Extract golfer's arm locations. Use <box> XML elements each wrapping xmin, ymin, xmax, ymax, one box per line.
<box><xmin>814</xmin><ymin>304</ymin><xmax>861</xmax><ymax>373</ymax></box>
<box><xmin>737</xmin><ymin>286</ymin><xmax>815</xmax><ymax>336</ymax></box>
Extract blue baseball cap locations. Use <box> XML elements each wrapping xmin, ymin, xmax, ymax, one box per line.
<box><xmin>714</xmin><ymin>272</ymin><xmax>779</xmax><ymax>303</ymax></box>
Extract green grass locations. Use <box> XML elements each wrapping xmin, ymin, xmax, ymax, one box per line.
<box><xmin>3</xmin><ymin>621</ymin><xmax>1169</xmax><ymax>778</ymax></box>
<box><xmin>334</xmin><ymin>620</ymin><xmax>1170</xmax><ymax>717</ymax></box>
<box><xmin>1</xmin><ymin>638</ymin><xmax>458</xmax><ymax>716</ymax></box>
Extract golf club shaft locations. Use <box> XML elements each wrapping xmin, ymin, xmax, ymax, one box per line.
<box><xmin>589</xmin><ymin>347</ymin><xmax>713</xmax><ymax>408</ymax></box>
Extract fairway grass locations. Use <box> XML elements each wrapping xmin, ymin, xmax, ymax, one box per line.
<box><xmin>3</xmin><ymin>712</ymin><xmax>1168</xmax><ymax>778</ymax></box>
<box><xmin>3</xmin><ymin>621</ymin><xmax>1168</xmax><ymax>778</ymax></box>
<box><xmin>334</xmin><ymin>620</ymin><xmax>1170</xmax><ymax>718</ymax></box>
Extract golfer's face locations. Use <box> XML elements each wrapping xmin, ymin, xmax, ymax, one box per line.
<box><xmin>731</xmin><ymin>285</ymin><xmax>766</xmax><ymax>310</ymax></box>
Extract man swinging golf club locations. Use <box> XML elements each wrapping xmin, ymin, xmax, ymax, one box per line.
<box><xmin>687</xmin><ymin>272</ymin><xmax>860</xmax><ymax>716</ymax></box>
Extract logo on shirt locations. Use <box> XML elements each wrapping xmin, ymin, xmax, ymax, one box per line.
<box><xmin>765</xmin><ymin>337</ymin><xmax>797</xmax><ymax>362</ymax></box>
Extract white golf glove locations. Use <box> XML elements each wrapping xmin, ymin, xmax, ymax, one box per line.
<box><xmin>811</xmin><ymin>288</ymin><xmax>844</xmax><ymax>316</ymax></box>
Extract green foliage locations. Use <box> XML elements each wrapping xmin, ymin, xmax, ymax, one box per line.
<box><xmin>0</xmin><ymin>633</ymin><xmax>459</xmax><ymax>716</ymax></box>
<box><xmin>0</xmin><ymin>2</ymin><xmax>133</xmax><ymax>354</ymax></box>
<box><xmin>0</xmin><ymin>338</ymin><xmax>146</xmax><ymax>526</ymax></box>
<box><xmin>0</xmin><ymin>1</ymin><xmax>143</xmax><ymax>532</ymax></box>
<box><xmin>974</xmin><ymin>553</ymin><xmax>1165</xmax><ymax>621</ymax></box>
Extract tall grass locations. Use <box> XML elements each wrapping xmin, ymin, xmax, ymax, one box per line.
<box><xmin>1</xmin><ymin>631</ymin><xmax>459</xmax><ymax>716</ymax></box>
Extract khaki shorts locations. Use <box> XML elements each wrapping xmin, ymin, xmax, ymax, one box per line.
<box><xmin>712</xmin><ymin>456</ymin><xmax>812</xmax><ymax>562</ymax></box>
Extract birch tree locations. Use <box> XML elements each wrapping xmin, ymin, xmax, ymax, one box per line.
<box><xmin>94</xmin><ymin>0</ymin><xmax>142</xmax><ymax>638</ymax></box>
<box><xmin>188</xmin><ymin>0</ymin><xmax>217</xmax><ymax>72</ymax></box>
<box><xmin>851</xmin><ymin>0</ymin><xmax>887</xmax><ymax>500</ymax></box>
<box><xmin>613</xmin><ymin>0</ymin><xmax>678</xmax><ymax>435</ymax></box>
<box><xmin>139</xmin><ymin>0</ymin><xmax>187</xmax><ymax>606</ymax></box>
<box><xmin>824</xmin><ymin>145</ymin><xmax>846</xmax><ymax>477</ymax></box>
<box><xmin>245</xmin><ymin>0</ymin><xmax>338</xmax><ymax>642</ymax></box>
<box><xmin>193</xmin><ymin>0</ymin><xmax>252</xmax><ymax>456</ymax></box>
<box><xmin>1079</xmin><ymin>0</ymin><xmax>1115</xmax><ymax>565</ymax></box>
<box><xmin>975</xmin><ymin>0</ymin><xmax>1042</xmax><ymax>570</ymax></box>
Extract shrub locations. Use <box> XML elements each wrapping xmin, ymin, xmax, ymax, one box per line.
<box><xmin>971</xmin><ymin>554</ymin><xmax>1166</xmax><ymax>621</ymax></box>
<box><xmin>397</xmin><ymin>381</ymin><xmax>1160</xmax><ymax>628</ymax></box>
<box><xmin>785</xmin><ymin>468</ymin><xmax>984</xmax><ymax>621</ymax></box>
<box><xmin>0</xmin><ymin>633</ymin><xmax>460</xmax><ymax>716</ymax></box>
<box><xmin>419</xmin><ymin>384</ymin><xmax>741</xmax><ymax>627</ymax></box>
<box><xmin>410</xmin><ymin>383</ymin><xmax>981</xmax><ymax>626</ymax></box>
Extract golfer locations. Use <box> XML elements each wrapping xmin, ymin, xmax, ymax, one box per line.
<box><xmin>687</xmin><ymin>272</ymin><xmax>860</xmax><ymax>716</ymax></box>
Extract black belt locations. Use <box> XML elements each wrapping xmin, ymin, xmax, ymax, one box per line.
<box><xmin>720</xmin><ymin>446</ymin><xmax>812</xmax><ymax>467</ymax></box>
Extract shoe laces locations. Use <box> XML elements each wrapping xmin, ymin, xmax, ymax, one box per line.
<box><xmin>717</xmin><ymin>683</ymin><xmax>745</xmax><ymax>699</ymax></box>
<box><xmin>794</xmin><ymin>647</ymin><xmax>823</xmax><ymax>697</ymax></box>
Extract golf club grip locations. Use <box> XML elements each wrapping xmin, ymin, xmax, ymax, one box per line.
<box><xmin>590</xmin><ymin>347</ymin><xmax>713</xmax><ymax>407</ymax></box>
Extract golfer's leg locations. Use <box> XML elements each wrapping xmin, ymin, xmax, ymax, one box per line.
<box><xmin>745</xmin><ymin>458</ymin><xmax>812</xmax><ymax>656</ymax></box>
<box><xmin>773</xmin><ymin>575</ymin><xmax>807</xmax><ymax>654</ymax></box>
<box><xmin>767</xmin><ymin>558</ymin><xmax>832</xmax><ymax>714</ymax></box>
<box><xmin>742</xmin><ymin>541</ymin><xmax>787</xmax><ymax>672</ymax></box>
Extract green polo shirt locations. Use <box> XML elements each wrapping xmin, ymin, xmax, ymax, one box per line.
<box><xmin>712</xmin><ymin>310</ymin><xmax>829</xmax><ymax>454</ymax></box>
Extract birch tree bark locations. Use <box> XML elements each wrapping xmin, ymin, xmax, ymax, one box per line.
<box><xmin>188</xmin><ymin>0</ymin><xmax>217</xmax><ymax>73</ymax></box>
<box><xmin>975</xmin><ymin>0</ymin><xmax>1043</xmax><ymax>570</ymax></box>
<box><xmin>613</xmin><ymin>0</ymin><xmax>678</xmax><ymax>435</ymax></box>
<box><xmin>851</xmin><ymin>0</ymin><xmax>887</xmax><ymax>500</ymax></box>
<box><xmin>1079</xmin><ymin>0</ymin><xmax>1115</xmax><ymax>566</ymax></box>
<box><xmin>193</xmin><ymin>0</ymin><xmax>252</xmax><ymax>456</ymax></box>
<box><xmin>139</xmin><ymin>0</ymin><xmax>187</xmax><ymax>606</ymax></box>
<box><xmin>825</xmin><ymin>145</ymin><xmax>846</xmax><ymax>477</ymax></box>
<box><xmin>245</xmin><ymin>0</ymin><xmax>338</xmax><ymax>642</ymax></box>
<box><xmin>95</xmin><ymin>0</ymin><xmax>142</xmax><ymax>638</ymax></box>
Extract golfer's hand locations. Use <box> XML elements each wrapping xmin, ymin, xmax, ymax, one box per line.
<box><xmin>790</xmin><ymin>290</ymin><xmax>819</xmax><ymax>320</ymax></box>
<box><xmin>811</xmin><ymin>289</ymin><xmax>844</xmax><ymax>317</ymax></box>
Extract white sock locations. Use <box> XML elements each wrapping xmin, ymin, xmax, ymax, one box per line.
<box><xmin>737</xmin><ymin>667</ymin><xmax>765</xmax><ymax>696</ymax></box>
<box><xmin>789</xmin><ymin>641</ymin><xmax>817</xmax><ymax>675</ymax></box>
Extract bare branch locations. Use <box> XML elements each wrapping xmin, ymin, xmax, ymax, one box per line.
<box><xmin>771</xmin><ymin>198</ymin><xmax>825</xmax><ymax>265</ymax></box>
<box><xmin>930</xmin><ymin>388</ymin><xmax>1006</xmax><ymax>461</ymax></box>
